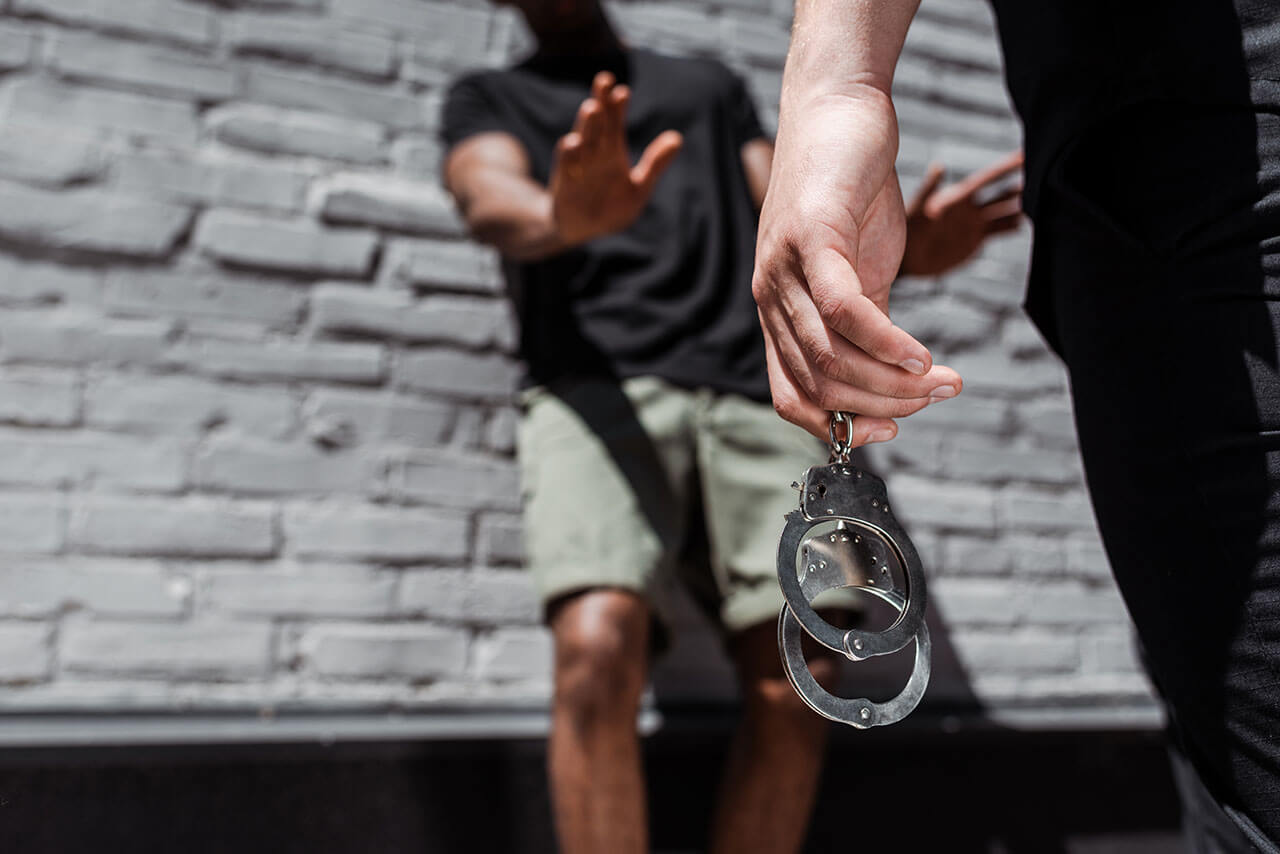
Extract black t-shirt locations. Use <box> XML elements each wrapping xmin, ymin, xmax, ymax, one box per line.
<box><xmin>440</xmin><ymin>48</ymin><xmax>771</xmax><ymax>401</ymax></box>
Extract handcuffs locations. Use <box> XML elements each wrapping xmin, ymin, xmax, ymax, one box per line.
<box><xmin>776</xmin><ymin>411</ymin><xmax>932</xmax><ymax>728</ymax></box>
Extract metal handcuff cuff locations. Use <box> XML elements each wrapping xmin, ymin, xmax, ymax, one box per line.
<box><xmin>775</xmin><ymin>411</ymin><xmax>932</xmax><ymax>728</ymax></box>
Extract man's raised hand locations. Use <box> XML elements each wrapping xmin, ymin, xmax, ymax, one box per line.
<box><xmin>549</xmin><ymin>71</ymin><xmax>683</xmax><ymax>245</ymax></box>
<box><xmin>901</xmin><ymin>151</ymin><xmax>1024</xmax><ymax>277</ymax></box>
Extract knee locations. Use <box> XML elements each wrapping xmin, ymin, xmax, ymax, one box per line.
<box><xmin>552</xmin><ymin>597</ymin><xmax>649</xmax><ymax>726</ymax></box>
<box><xmin>742</xmin><ymin>654</ymin><xmax>840</xmax><ymax>735</ymax></box>
<box><xmin>731</xmin><ymin>621</ymin><xmax>841</xmax><ymax>728</ymax></box>
<box><xmin>743</xmin><ymin>672</ymin><xmax>818</xmax><ymax>722</ymax></box>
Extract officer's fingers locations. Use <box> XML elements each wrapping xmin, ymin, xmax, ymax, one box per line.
<box><xmin>769</xmin><ymin>274</ymin><xmax>961</xmax><ymax>399</ymax></box>
<box><xmin>763</xmin><ymin>287</ymin><xmax>938</xmax><ymax>419</ymax></box>
<box><xmin>762</xmin><ymin>324</ymin><xmax>899</xmax><ymax>445</ymax></box>
<box><xmin>802</xmin><ymin>247</ymin><xmax>932</xmax><ymax>376</ymax></box>
<box><xmin>761</xmin><ymin>316</ymin><xmax>830</xmax><ymax>438</ymax></box>
<box><xmin>815</xmin><ymin>340</ymin><xmax>963</xmax><ymax>401</ymax></box>
<box><xmin>848</xmin><ymin>415</ymin><xmax>899</xmax><ymax>446</ymax></box>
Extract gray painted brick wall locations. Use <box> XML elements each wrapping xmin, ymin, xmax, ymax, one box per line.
<box><xmin>0</xmin><ymin>0</ymin><xmax>1154</xmax><ymax>721</ymax></box>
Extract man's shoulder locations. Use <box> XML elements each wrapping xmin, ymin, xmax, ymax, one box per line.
<box><xmin>445</xmin><ymin>66</ymin><xmax>522</xmax><ymax>99</ymax></box>
<box><xmin>635</xmin><ymin>49</ymin><xmax>739</xmax><ymax>90</ymax></box>
<box><xmin>440</xmin><ymin>66</ymin><xmax>536</xmax><ymax>146</ymax></box>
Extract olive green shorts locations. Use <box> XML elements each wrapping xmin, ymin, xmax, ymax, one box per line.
<box><xmin>517</xmin><ymin>375</ymin><xmax>831</xmax><ymax>637</ymax></box>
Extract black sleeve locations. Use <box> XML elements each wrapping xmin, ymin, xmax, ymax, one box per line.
<box><xmin>726</xmin><ymin>72</ymin><xmax>767</xmax><ymax>148</ymax></box>
<box><xmin>439</xmin><ymin>74</ymin><xmax>508</xmax><ymax>149</ymax></box>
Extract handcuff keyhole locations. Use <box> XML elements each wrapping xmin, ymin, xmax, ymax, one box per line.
<box><xmin>816</xmin><ymin>483</ymin><xmax>827</xmax><ymax>497</ymax></box>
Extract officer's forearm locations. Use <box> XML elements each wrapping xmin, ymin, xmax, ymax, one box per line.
<box><xmin>782</xmin><ymin>0</ymin><xmax>919</xmax><ymax>109</ymax></box>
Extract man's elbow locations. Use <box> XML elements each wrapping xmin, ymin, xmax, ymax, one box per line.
<box><xmin>460</xmin><ymin>211</ymin><xmax>546</xmax><ymax>263</ymax></box>
<box><xmin>458</xmin><ymin>209</ymin><xmax>512</xmax><ymax>255</ymax></box>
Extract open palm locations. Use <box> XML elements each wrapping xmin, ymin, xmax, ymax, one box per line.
<box><xmin>549</xmin><ymin>71</ymin><xmax>683</xmax><ymax>245</ymax></box>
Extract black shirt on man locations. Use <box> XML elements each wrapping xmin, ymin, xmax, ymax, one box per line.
<box><xmin>441</xmin><ymin>48</ymin><xmax>771</xmax><ymax>402</ymax></box>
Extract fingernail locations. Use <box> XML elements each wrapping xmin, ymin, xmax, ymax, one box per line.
<box><xmin>867</xmin><ymin>428</ymin><xmax>896</xmax><ymax>443</ymax></box>
<box><xmin>928</xmin><ymin>385</ymin><xmax>957</xmax><ymax>401</ymax></box>
<box><xmin>900</xmin><ymin>358</ymin><xmax>926</xmax><ymax>375</ymax></box>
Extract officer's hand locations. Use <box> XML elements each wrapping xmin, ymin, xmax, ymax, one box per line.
<box><xmin>549</xmin><ymin>71</ymin><xmax>683</xmax><ymax>245</ymax></box>
<box><xmin>753</xmin><ymin>87</ymin><xmax>963</xmax><ymax>443</ymax></box>
<box><xmin>900</xmin><ymin>151</ymin><xmax>1024</xmax><ymax>277</ymax></box>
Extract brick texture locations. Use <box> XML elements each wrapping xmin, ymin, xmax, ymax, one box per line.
<box><xmin>0</xmin><ymin>0</ymin><xmax>1149</xmax><ymax>722</ymax></box>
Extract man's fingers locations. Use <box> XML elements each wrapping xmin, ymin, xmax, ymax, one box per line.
<box><xmin>591</xmin><ymin>70</ymin><xmax>614</xmax><ymax>103</ymax></box>
<box><xmin>571</xmin><ymin>97</ymin><xmax>600</xmax><ymax>144</ymax></box>
<box><xmin>631</xmin><ymin>130</ymin><xmax>683</xmax><ymax>194</ymax></box>
<box><xmin>984</xmin><ymin>212</ymin><xmax>1023</xmax><ymax>235</ymax></box>
<box><xmin>906</xmin><ymin>162</ymin><xmax>945</xmax><ymax>212</ymax></box>
<box><xmin>571</xmin><ymin>98</ymin><xmax>590</xmax><ymax>135</ymax></box>
<box><xmin>578</xmin><ymin>99</ymin><xmax>604</xmax><ymax>150</ymax></box>
<box><xmin>591</xmin><ymin>72</ymin><xmax>623</xmax><ymax>144</ymax></box>
<box><xmin>983</xmin><ymin>195</ymin><xmax>1022</xmax><ymax>217</ymax></box>
<box><xmin>558</xmin><ymin>132</ymin><xmax>582</xmax><ymax>158</ymax></box>
<box><xmin>953</xmin><ymin>149</ymin><xmax>1025</xmax><ymax>199</ymax></box>
<box><xmin>978</xmin><ymin>186</ymin><xmax>1022</xmax><ymax>210</ymax></box>
<box><xmin>604</xmin><ymin>85</ymin><xmax>630</xmax><ymax>142</ymax></box>
<box><xmin>802</xmin><ymin>247</ymin><xmax>932</xmax><ymax>375</ymax></box>
<box><xmin>551</xmin><ymin>132</ymin><xmax>584</xmax><ymax>181</ymax></box>
<box><xmin>978</xmin><ymin>185</ymin><xmax>1024</xmax><ymax>234</ymax></box>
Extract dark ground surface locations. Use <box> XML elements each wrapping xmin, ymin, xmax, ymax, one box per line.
<box><xmin>0</xmin><ymin>722</ymin><xmax>1182</xmax><ymax>853</ymax></box>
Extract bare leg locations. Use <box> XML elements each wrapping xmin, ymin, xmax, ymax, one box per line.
<box><xmin>709</xmin><ymin>619</ymin><xmax>842</xmax><ymax>854</ymax></box>
<box><xmin>547</xmin><ymin>588</ymin><xmax>651</xmax><ymax>854</ymax></box>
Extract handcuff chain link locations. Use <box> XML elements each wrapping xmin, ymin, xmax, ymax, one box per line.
<box><xmin>828</xmin><ymin>410</ymin><xmax>855</xmax><ymax>464</ymax></box>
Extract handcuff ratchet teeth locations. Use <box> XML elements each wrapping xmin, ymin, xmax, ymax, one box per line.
<box><xmin>775</xmin><ymin>411</ymin><xmax>933</xmax><ymax>727</ymax></box>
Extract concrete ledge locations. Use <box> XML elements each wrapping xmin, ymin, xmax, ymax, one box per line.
<box><xmin>0</xmin><ymin>702</ymin><xmax>1163</xmax><ymax>750</ymax></box>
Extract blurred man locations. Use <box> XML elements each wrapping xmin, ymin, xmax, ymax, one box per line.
<box><xmin>440</xmin><ymin>2</ymin><xmax>1020</xmax><ymax>850</ymax></box>
<box><xmin>753</xmin><ymin>0</ymin><xmax>1280</xmax><ymax>851</ymax></box>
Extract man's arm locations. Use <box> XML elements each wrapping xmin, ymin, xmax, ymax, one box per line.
<box><xmin>753</xmin><ymin>0</ymin><xmax>959</xmax><ymax>443</ymax></box>
<box><xmin>445</xmin><ymin>132</ymin><xmax>567</xmax><ymax>261</ymax></box>
<box><xmin>741</xmin><ymin>139</ymin><xmax>774</xmax><ymax>211</ymax></box>
<box><xmin>444</xmin><ymin>72</ymin><xmax>682</xmax><ymax>263</ymax></box>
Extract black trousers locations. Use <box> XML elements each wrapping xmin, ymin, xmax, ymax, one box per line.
<box><xmin>1029</xmin><ymin>103</ymin><xmax>1280</xmax><ymax>851</ymax></box>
